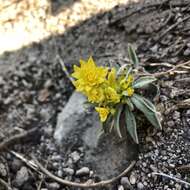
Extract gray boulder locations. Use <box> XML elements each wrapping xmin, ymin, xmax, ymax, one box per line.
<box><xmin>54</xmin><ymin>91</ymin><xmax>138</xmax><ymax>179</ymax></box>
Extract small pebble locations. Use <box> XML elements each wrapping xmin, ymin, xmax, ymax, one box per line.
<box><xmin>57</xmin><ymin>170</ymin><xmax>63</xmax><ymax>177</ymax></box>
<box><xmin>120</xmin><ymin>177</ymin><xmax>132</xmax><ymax>189</ymax></box>
<box><xmin>47</xmin><ymin>182</ymin><xmax>60</xmax><ymax>190</ymax></box>
<box><xmin>63</xmin><ymin>168</ymin><xmax>74</xmax><ymax>176</ymax></box>
<box><xmin>129</xmin><ymin>173</ymin><xmax>137</xmax><ymax>185</ymax></box>
<box><xmin>137</xmin><ymin>182</ymin><xmax>144</xmax><ymax>190</ymax></box>
<box><xmin>118</xmin><ymin>185</ymin><xmax>124</xmax><ymax>190</ymax></box>
<box><xmin>76</xmin><ymin>167</ymin><xmax>90</xmax><ymax>176</ymax></box>
<box><xmin>167</xmin><ymin>121</ymin><xmax>175</xmax><ymax>127</ymax></box>
<box><xmin>0</xmin><ymin>163</ymin><xmax>7</xmax><ymax>177</ymax></box>
<box><xmin>15</xmin><ymin>167</ymin><xmax>29</xmax><ymax>187</ymax></box>
<box><xmin>70</xmin><ymin>151</ymin><xmax>80</xmax><ymax>163</ymax></box>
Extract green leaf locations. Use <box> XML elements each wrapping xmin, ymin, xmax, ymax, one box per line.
<box><xmin>128</xmin><ymin>44</ymin><xmax>139</xmax><ymax>67</ymax></box>
<box><xmin>114</xmin><ymin>105</ymin><xmax>123</xmax><ymax>138</ymax></box>
<box><xmin>133</xmin><ymin>76</ymin><xmax>157</xmax><ymax>89</ymax></box>
<box><xmin>126</xmin><ymin>98</ymin><xmax>134</xmax><ymax>111</ymax></box>
<box><xmin>102</xmin><ymin>114</ymin><xmax>112</xmax><ymax>133</ymax></box>
<box><xmin>125</xmin><ymin>106</ymin><xmax>139</xmax><ymax>143</ymax></box>
<box><xmin>131</xmin><ymin>94</ymin><xmax>162</xmax><ymax>129</ymax></box>
<box><xmin>125</xmin><ymin>67</ymin><xmax>132</xmax><ymax>79</ymax></box>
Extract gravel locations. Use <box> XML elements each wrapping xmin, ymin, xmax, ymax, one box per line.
<box><xmin>76</xmin><ymin>167</ymin><xmax>90</xmax><ymax>177</ymax></box>
<box><xmin>15</xmin><ymin>167</ymin><xmax>29</xmax><ymax>187</ymax></box>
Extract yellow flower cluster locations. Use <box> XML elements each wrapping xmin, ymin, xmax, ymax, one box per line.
<box><xmin>72</xmin><ymin>57</ymin><xmax>134</xmax><ymax>122</ymax></box>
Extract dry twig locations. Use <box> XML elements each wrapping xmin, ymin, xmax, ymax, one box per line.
<box><xmin>177</xmin><ymin>164</ymin><xmax>190</xmax><ymax>172</ymax></box>
<box><xmin>33</xmin><ymin>156</ymin><xmax>135</xmax><ymax>188</ymax></box>
<box><xmin>0</xmin><ymin>127</ymin><xmax>38</xmax><ymax>152</ymax></box>
<box><xmin>138</xmin><ymin>60</ymin><xmax>190</xmax><ymax>78</ymax></box>
<box><xmin>10</xmin><ymin>151</ymin><xmax>39</xmax><ymax>173</ymax></box>
<box><xmin>56</xmin><ymin>54</ymin><xmax>74</xmax><ymax>83</ymax></box>
<box><xmin>154</xmin><ymin>15</ymin><xmax>190</xmax><ymax>43</ymax></box>
<box><xmin>152</xmin><ymin>172</ymin><xmax>190</xmax><ymax>187</ymax></box>
<box><xmin>0</xmin><ymin>178</ymin><xmax>12</xmax><ymax>190</ymax></box>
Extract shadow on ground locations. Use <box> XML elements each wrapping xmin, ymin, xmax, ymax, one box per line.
<box><xmin>0</xmin><ymin>0</ymin><xmax>138</xmax><ymax>73</ymax></box>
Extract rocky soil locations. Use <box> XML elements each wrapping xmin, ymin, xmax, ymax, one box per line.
<box><xmin>0</xmin><ymin>0</ymin><xmax>190</xmax><ymax>190</ymax></box>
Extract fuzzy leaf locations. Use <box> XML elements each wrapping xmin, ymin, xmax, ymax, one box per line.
<box><xmin>114</xmin><ymin>105</ymin><xmax>123</xmax><ymax>138</ymax></box>
<box><xmin>133</xmin><ymin>76</ymin><xmax>157</xmax><ymax>89</ymax></box>
<box><xmin>131</xmin><ymin>94</ymin><xmax>162</xmax><ymax>129</ymax></box>
<box><xmin>128</xmin><ymin>44</ymin><xmax>139</xmax><ymax>67</ymax></box>
<box><xmin>125</xmin><ymin>67</ymin><xmax>132</xmax><ymax>79</ymax></box>
<box><xmin>126</xmin><ymin>98</ymin><xmax>134</xmax><ymax>111</ymax></box>
<box><xmin>125</xmin><ymin>106</ymin><xmax>139</xmax><ymax>143</ymax></box>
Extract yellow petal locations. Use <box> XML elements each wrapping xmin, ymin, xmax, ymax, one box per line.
<box><xmin>79</xmin><ymin>59</ymin><xmax>86</xmax><ymax>67</ymax></box>
<box><xmin>87</xmin><ymin>56</ymin><xmax>96</xmax><ymax>67</ymax></box>
<box><xmin>95</xmin><ymin>107</ymin><xmax>110</xmax><ymax>122</ymax></box>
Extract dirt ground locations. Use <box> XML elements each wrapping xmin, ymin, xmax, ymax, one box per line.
<box><xmin>0</xmin><ymin>0</ymin><xmax>190</xmax><ymax>190</ymax></box>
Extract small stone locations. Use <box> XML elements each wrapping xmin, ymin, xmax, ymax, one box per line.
<box><xmin>173</xmin><ymin>111</ymin><xmax>180</xmax><ymax>120</ymax></box>
<box><xmin>63</xmin><ymin>168</ymin><xmax>74</xmax><ymax>176</ymax></box>
<box><xmin>120</xmin><ymin>177</ymin><xmax>133</xmax><ymax>189</ymax></box>
<box><xmin>175</xmin><ymin>183</ymin><xmax>182</xmax><ymax>190</ymax></box>
<box><xmin>0</xmin><ymin>76</ymin><xmax>5</xmax><ymax>85</ymax></box>
<box><xmin>129</xmin><ymin>173</ymin><xmax>137</xmax><ymax>185</ymax></box>
<box><xmin>169</xmin><ymin>163</ymin><xmax>175</xmax><ymax>168</ymax></box>
<box><xmin>76</xmin><ymin>167</ymin><xmax>90</xmax><ymax>176</ymax></box>
<box><xmin>137</xmin><ymin>182</ymin><xmax>144</xmax><ymax>189</ymax></box>
<box><xmin>150</xmin><ymin>165</ymin><xmax>157</xmax><ymax>172</ymax></box>
<box><xmin>118</xmin><ymin>185</ymin><xmax>124</xmax><ymax>190</ymax></box>
<box><xmin>15</xmin><ymin>167</ymin><xmax>29</xmax><ymax>187</ymax></box>
<box><xmin>183</xmin><ymin>49</ymin><xmax>190</xmax><ymax>56</ymax></box>
<box><xmin>47</xmin><ymin>182</ymin><xmax>60</xmax><ymax>190</ymax></box>
<box><xmin>89</xmin><ymin>170</ymin><xmax>94</xmax><ymax>177</ymax></box>
<box><xmin>167</xmin><ymin>121</ymin><xmax>175</xmax><ymax>127</ymax></box>
<box><xmin>44</xmin><ymin>79</ymin><xmax>53</xmax><ymax>88</ymax></box>
<box><xmin>26</xmin><ymin>105</ymin><xmax>36</xmax><ymax>119</ymax></box>
<box><xmin>70</xmin><ymin>151</ymin><xmax>80</xmax><ymax>163</ymax></box>
<box><xmin>57</xmin><ymin>170</ymin><xmax>63</xmax><ymax>177</ymax></box>
<box><xmin>142</xmin><ymin>162</ymin><xmax>147</xmax><ymax>167</ymax></box>
<box><xmin>51</xmin><ymin>155</ymin><xmax>61</xmax><ymax>162</ymax></box>
<box><xmin>0</xmin><ymin>163</ymin><xmax>7</xmax><ymax>177</ymax></box>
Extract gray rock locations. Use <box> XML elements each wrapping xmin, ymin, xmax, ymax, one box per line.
<box><xmin>183</xmin><ymin>48</ymin><xmax>190</xmax><ymax>56</ymax></box>
<box><xmin>57</xmin><ymin>170</ymin><xmax>63</xmax><ymax>177</ymax></box>
<box><xmin>15</xmin><ymin>167</ymin><xmax>29</xmax><ymax>187</ymax></box>
<box><xmin>0</xmin><ymin>163</ymin><xmax>7</xmax><ymax>177</ymax></box>
<box><xmin>129</xmin><ymin>173</ymin><xmax>137</xmax><ymax>185</ymax></box>
<box><xmin>120</xmin><ymin>177</ymin><xmax>133</xmax><ymax>189</ymax></box>
<box><xmin>54</xmin><ymin>91</ymin><xmax>138</xmax><ymax>179</ymax></box>
<box><xmin>54</xmin><ymin>92</ymin><xmax>87</xmax><ymax>144</ymax></box>
<box><xmin>137</xmin><ymin>182</ymin><xmax>144</xmax><ymax>189</ymax></box>
<box><xmin>47</xmin><ymin>182</ymin><xmax>60</xmax><ymax>190</ymax></box>
<box><xmin>167</xmin><ymin>121</ymin><xmax>175</xmax><ymax>127</ymax></box>
<box><xmin>11</xmin><ymin>158</ymin><xmax>22</xmax><ymax>172</ymax></box>
<box><xmin>63</xmin><ymin>168</ymin><xmax>74</xmax><ymax>176</ymax></box>
<box><xmin>118</xmin><ymin>185</ymin><xmax>124</xmax><ymax>190</ymax></box>
<box><xmin>70</xmin><ymin>151</ymin><xmax>81</xmax><ymax>163</ymax></box>
<box><xmin>76</xmin><ymin>167</ymin><xmax>90</xmax><ymax>176</ymax></box>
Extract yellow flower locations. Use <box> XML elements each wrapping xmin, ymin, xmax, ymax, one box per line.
<box><xmin>119</xmin><ymin>74</ymin><xmax>134</xmax><ymax>90</ymax></box>
<box><xmin>108</xmin><ymin>68</ymin><xmax>117</xmax><ymax>89</ymax></box>
<box><xmin>104</xmin><ymin>87</ymin><xmax>120</xmax><ymax>103</ymax></box>
<box><xmin>95</xmin><ymin>107</ymin><xmax>110</xmax><ymax>122</ymax></box>
<box><xmin>72</xmin><ymin>57</ymin><xmax>108</xmax><ymax>93</ymax></box>
<box><xmin>87</xmin><ymin>87</ymin><xmax>105</xmax><ymax>103</ymax></box>
<box><xmin>126</xmin><ymin>87</ymin><xmax>134</xmax><ymax>96</ymax></box>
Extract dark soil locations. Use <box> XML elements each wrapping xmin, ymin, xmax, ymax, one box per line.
<box><xmin>0</xmin><ymin>0</ymin><xmax>190</xmax><ymax>189</ymax></box>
